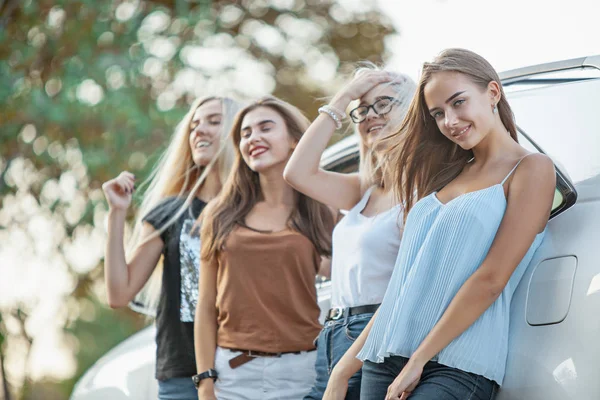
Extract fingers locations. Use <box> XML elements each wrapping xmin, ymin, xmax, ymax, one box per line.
<box><xmin>357</xmin><ymin>70</ymin><xmax>393</xmax><ymax>86</ymax></box>
<box><xmin>120</xmin><ymin>171</ymin><xmax>136</xmax><ymax>182</ymax></box>
<box><xmin>119</xmin><ymin>173</ymin><xmax>135</xmax><ymax>194</ymax></box>
<box><xmin>386</xmin><ymin>386</ymin><xmax>394</xmax><ymax>400</ymax></box>
<box><xmin>386</xmin><ymin>383</ymin><xmax>409</xmax><ymax>400</ymax></box>
<box><xmin>123</xmin><ymin>172</ymin><xmax>136</xmax><ymax>193</ymax></box>
<box><xmin>103</xmin><ymin>171</ymin><xmax>136</xmax><ymax>195</ymax></box>
<box><xmin>119</xmin><ymin>171</ymin><xmax>136</xmax><ymax>192</ymax></box>
<box><xmin>348</xmin><ymin>71</ymin><xmax>394</xmax><ymax>100</ymax></box>
<box><xmin>386</xmin><ymin>390</ymin><xmax>407</xmax><ymax>400</ymax></box>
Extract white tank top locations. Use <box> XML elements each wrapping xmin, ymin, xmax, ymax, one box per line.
<box><xmin>330</xmin><ymin>186</ymin><xmax>404</xmax><ymax>308</ymax></box>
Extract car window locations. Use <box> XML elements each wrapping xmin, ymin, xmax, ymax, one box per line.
<box><xmin>507</xmin><ymin>76</ymin><xmax>600</xmax><ymax>185</ymax></box>
<box><xmin>516</xmin><ymin>131</ymin><xmax>567</xmax><ymax>216</ymax></box>
<box><xmin>326</xmin><ymin>132</ymin><xmax>568</xmax><ymax>217</ymax></box>
<box><xmin>503</xmin><ymin>67</ymin><xmax>600</xmax><ymax>93</ymax></box>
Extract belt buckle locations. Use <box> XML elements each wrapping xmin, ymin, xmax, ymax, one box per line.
<box><xmin>247</xmin><ymin>350</ymin><xmax>281</xmax><ymax>358</ymax></box>
<box><xmin>329</xmin><ymin>307</ymin><xmax>344</xmax><ymax>321</ymax></box>
<box><xmin>247</xmin><ymin>350</ymin><xmax>260</xmax><ymax>358</ymax></box>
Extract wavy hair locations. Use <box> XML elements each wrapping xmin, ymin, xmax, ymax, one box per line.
<box><xmin>201</xmin><ymin>96</ymin><xmax>334</xmax><ymax>263</ymax></box>
<box><xmin>383</xmin><ymin>48</ymin><xmax>517</xmax><ymax>217</ymax></box>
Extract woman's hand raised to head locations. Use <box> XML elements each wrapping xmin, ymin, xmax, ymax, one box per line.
<box><xmin>331</xmin><ymin>70</ymin><xmax>394</xmax><ymax>110</ymax></box>
<box><xmin>102</xmin><ymin>171</ymin><xmax>136</xmax><ymax>211</ymax></box>
<box><xmin>284</xmin><ymin>71</ymin><xmax>393</xmax><ymax>211</ymax></box>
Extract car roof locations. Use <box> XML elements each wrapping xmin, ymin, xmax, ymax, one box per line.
<box><xmin>501</xmin><ymin>55</ymin><xmax>600</xmax><ymax>86</ymax></box>
<box><xmin>320</xmin><ymin>134</ymin><xmax>359</xmax><ymax>169</ymax></box>
<box><xmin>321</xmin><ymin>54</ymin><xmax>600</xmax><ymax>166</ymax></box>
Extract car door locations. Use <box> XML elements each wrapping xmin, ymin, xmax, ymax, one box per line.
<box><xmin>498</xmin><ymin>58</ymin><xmax>600</xmax><ymax>400</ymax></box>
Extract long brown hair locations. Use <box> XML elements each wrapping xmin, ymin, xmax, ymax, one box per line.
<box><xmin>384</xmin><ymin>48</ymin><xmax>517</xmax><ymax>216</ymax></box>
<box><xmin>201</xmin><ymin>96</ymin><xmax>334</xmax><ymax>262</ymax></box>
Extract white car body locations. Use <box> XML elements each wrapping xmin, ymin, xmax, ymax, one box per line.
<box><xmin>71</xmin><ymin>55</ymin><xmax>600</xmax><ymax>400</ymax></box>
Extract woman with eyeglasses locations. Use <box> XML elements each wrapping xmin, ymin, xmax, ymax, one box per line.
<box><xmin>322</xmin><ymin>49</ymin><xmax>555</xmax><ymax>400</ymax></box>
<box><xmin>284</xmin><ymin>66</ymin><xmax>416</xmax><ymax>399</ymax></box>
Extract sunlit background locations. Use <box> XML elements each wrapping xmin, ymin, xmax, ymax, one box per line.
<box><xmin>0</xmin><ymin>0</ymin><xmax>597</xmax><ymax>399</ymax></box>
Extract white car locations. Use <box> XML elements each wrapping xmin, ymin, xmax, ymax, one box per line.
<box><xmin>71</xmin><ymin>55</ymin><xmax>600</xmax><ymax>400</ymax></box>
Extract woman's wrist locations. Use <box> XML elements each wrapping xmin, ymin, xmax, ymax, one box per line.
<box><xmin>108</xmin><ymin>207</ymin><xmax>127</xmax><ymax>218</ymax></box>
<box><xmin>319</xmin><ymin>94</ymin><xmax>350</xmax><ymax>129</ymax></box>
<box><xmin>329</xmin><ymin>92</ymin><xmax>354</xmax><ymax>111</ymax></box>
<box><xmin>329</xmin><ymin>94</ymin><xmax>352</xmax><ymax>112</ymax></box>
<box><xmin>331</xmin><ymin>359</ymin><xmax>360</xmax><ymax>381</ymax></box>
<box><xmin>318</xmin><ymin>105</ymin><xmax>343</xmax><ymax>129</ymax></box>
<box><xmin>409</xmin><ymin>350</ymin><xmax>430</xmax><ymax>368</ymax></box>
<box><xmin>196</xmin><ymin>377</ymin><xmax>215</xmax><ymax>393</ymax></box>
<box><xmin>106</xmin><ymin>209</ymin><xmax>127</xmax><ymax>232</ymax></box>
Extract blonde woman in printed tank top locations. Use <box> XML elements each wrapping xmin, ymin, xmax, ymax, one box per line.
<box><xmin>194</xmin><ymin>97</ymin><xmax>335</xmax><ymax>400</ymax></box>
<box><xmin>284</xmin><ymin>66</ymin><xmax>416</xmax><ymax>399</ymax></box>
<box><xmin>102</xmin><ymin>97</ymin><xmax>243</xmax><ymax>400</ymax></box>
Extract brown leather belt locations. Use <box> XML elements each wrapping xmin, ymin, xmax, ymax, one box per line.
<box><xmin>227</xmin><ymin>348</ymin><xmax>316</xmax><ymax>369</ymax></box>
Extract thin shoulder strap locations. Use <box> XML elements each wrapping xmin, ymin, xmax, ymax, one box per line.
<box><xmin>354</xmin><ymin>186</ymin><xmax>375</xmax><ymax>213</ymax></box>
<box><xmin>501</xmin><ymin>154</ymin><xmax>534</xmax><ymax>185</ymax></box>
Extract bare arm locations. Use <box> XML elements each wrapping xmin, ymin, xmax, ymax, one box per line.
<box><xmin>318</xmin><ymin>206</ymin><xmax>342</xmax><ymax>279</ymax></box>
<box><xmin>284</xmin><ymin>71</ymin><xmax>392</xmax><ymax>211</ymax></box>
<box><xmin>411</xmin><ymin>154</ymin><xmax>554</xmax><ymax>364</ymax></box>
<box><xmin>322</xmin><ymin>309</ymin><xmax>379</xmax><ymax>399</ymax></box>
<box><xmin>318</xmin><ymin>256</ymin><xmax>332</xmax><ymax>279</ymax></box>
<box><xmin>194</xmin><ymin>254</ymin><xmax>219</xmax><ymax>399</ymax></box>
<box><xmin>105</xmin><ymin>214</ymin><xmax>163</xmax><ymax>308</ymax></box>
<box><xmin>284</xmin><ymin>101</ymin><xmax>362</xmax><ymax>211</ymax></box>
<box><xmin>386</xmin><ymin>154</ymin><xmax>556</xmax><ymax>399</ymax></box>
<box><xmin>102</xmin><ymin>171</ymin><xmax>164</xmax><ymax>308</ymax></box>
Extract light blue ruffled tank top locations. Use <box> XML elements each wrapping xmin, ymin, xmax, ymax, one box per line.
<box><xmin>357</xmin><ymin>155</ymin><xmax>546</xmax><ymax>385</ymax></box>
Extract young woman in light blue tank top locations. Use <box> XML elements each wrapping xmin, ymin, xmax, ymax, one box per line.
<box><xmin>284</xmin><ymin>66</ymin><xmax>416</xmax><ymax>399</ymax></box>
<box><xmin>323</xmin><ymin>49</ymin><xmax>556</xmax><ymax>400</ymax></box>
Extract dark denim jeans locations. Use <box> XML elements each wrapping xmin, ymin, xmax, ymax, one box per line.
<box><xmin>304</xmin><ymin>312</ymin><xmax>374</xmax><ymax>400</ymax></box>
<box><xmin>158</xmin><ymin>377</ymin><xmax>197</xmax><ymax>400</ymax></box>
<box><xmin>361</xmin><ymin>356</ymin><xmax>499</xmax><ymax>400</ymax></box>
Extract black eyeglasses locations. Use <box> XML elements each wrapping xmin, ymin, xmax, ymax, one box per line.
<box><xmin>349</xmin><ymin>96</ymin><xmax>399</xmax><ymax>123</ymax></box>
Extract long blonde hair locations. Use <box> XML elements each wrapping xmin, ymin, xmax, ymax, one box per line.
<box><xmin>131</xmin><ymin>96</ymin><xmax>244</xmax><ymax>313</ymax></box>
<box><xmin>201</xmin><ymin>96</ymin><xmax>334</xmax><ymax>263</ymax></box>
<box><xmin>383</xmin><ymin>48</ymin><xmax>517</xmax><ymax>217</ymax></box>
<box><xmin>352</xmin><ymin>65</ymin><xmax>417</xmax><ymax>191</ymax></box>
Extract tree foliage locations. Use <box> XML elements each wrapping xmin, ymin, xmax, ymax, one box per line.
<box><xmin>0</xmin><ymin>0</ymin><xmax>396</xmax><ymax>398</ymax></box>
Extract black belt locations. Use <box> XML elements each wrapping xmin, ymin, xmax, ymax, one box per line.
<box><xmin>325</xmin><ymin>304</ymin><xmax>380</xmax><ymax>321</ymax></box>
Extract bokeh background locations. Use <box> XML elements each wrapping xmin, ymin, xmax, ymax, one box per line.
<box><xmin>0</xmin><ymin>1</ymin><xmax>394</xmax><ymax>399</ymax></box>
<box><xmin>1</xmin><ymin>0</ymin><xmax>598</xmax><ymax>399</ymax></box>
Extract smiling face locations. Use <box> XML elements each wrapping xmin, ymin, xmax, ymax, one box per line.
<box><xmin>424</xmin><ymin>71</ymin><xmax>499</xmax><ymax>150</ymax></box>
<box><xmin>188</xmin><ymin>99</ymin><xmax>223</xmax><ymax>167</ymax></box>
<box><xmin>239</xmin><ymin>106</ymin><xmax>297</xmax><ymax>173</ymax></box>
<box><xmin>356</xmin><ymin>84</ymin><xmax>407</xmax><ymax>150</ymax></box>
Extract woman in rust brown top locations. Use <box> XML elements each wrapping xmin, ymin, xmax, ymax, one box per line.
<box><xmin>194</xmin><ymin>96</ymin><xmax>335</xmax><ymax>400</ymax></box>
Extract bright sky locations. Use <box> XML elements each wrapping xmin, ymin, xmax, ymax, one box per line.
<box><xmin>378</xmin><ymin>0</ymin><xmax>600</xmax><ymax>80</ymax></box>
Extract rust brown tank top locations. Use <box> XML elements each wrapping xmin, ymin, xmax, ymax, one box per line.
<box><xmin>215</xmin><ymin>225</ymin><xmax>322</xmax><ymax>353</ymax></box>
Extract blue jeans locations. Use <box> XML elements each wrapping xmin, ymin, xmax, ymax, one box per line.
<box><xmin>304</xmin><ymin>312</ymin><xmax>374</xmax><ymax>400</ymax></box>
<box><xmin>361</xmin><ymin>356</ymin><xmax>499</xmax><ymax>399</ymax></box>
<box><xmin>158</xmin><ymin>377</ymin><xmax>197</xmax><ymax>400</ymax></box>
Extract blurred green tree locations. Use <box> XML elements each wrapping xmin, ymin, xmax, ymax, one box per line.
<box><xmin>0</xmin><ymin>0</ymin><xmax>396</xmax><ymax>398</ymax></box>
